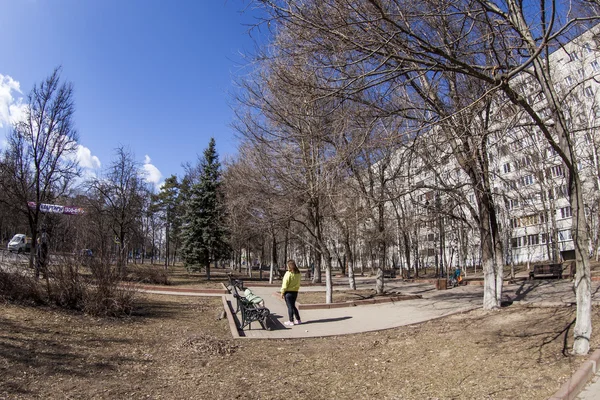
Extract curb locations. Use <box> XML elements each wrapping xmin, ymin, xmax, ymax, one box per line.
<box><xmin>222</xmin><ymin>295</ymin><xmax>241</xmax><ymax>339</ymax></box>
<box><xmin>133</xmin><ymin>284</ymin><xmax>228</xmax><ymax>294</ymax></box>
<box><xmin>549</xmin><ymin>349</ymin><xmax>600</xmax><ymax>400</ymax></box>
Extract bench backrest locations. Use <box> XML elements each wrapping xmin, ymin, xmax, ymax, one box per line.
<box><xmin>533</xmin><ymin>264</ymin><xmax>562</xmax><ymax>274</ymax></box>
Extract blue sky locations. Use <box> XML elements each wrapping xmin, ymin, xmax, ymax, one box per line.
<box><xmin>0</xmin><ymin>0</ymin><xmax>263</xmax><ymax>189</ymax></box>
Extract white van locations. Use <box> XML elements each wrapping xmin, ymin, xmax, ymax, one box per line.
<box><xmin>7</xmin><ymin>234</ymin><xmax>31</xmax><ymax>253</ymax></box>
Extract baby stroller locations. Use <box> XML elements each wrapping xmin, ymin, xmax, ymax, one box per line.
<box><xmin>448</xmin><ymin>268</ymin><xmax>462</xmax><ymax>288</ymax></box>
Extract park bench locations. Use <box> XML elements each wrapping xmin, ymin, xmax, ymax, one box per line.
<box><xmin>227</xmin><ymin>275</ymin><xmax>272</xmax><ymax>331</ymax></box>
<box><xmin>529</xmin><ymin>263</ymin><xmax>563</xmax><ymax>280</ymax></box>
<box><xmin>383</xmin><ymin>268</ymin><xmax>397</xmax><ymax>278</ymax></box>
<box><xmin>272</xmin><ymin>268</ymin><xmax>286</xmax><ymax>279</ymax></box>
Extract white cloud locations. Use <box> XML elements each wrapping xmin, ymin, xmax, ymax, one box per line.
<box><xmin>0</xmin><ymin>74</ymin><xmax>28</xmax><ymax>128</ymax></box>
<box><xmin>143</xmin><ymin>154</ymin><xmax>163</xmax><ymax>188</ymax></box>
<box><xmin>76</xmin><ymin>145</ymin><xmax>101</xmax><ymax>169</ymax></box>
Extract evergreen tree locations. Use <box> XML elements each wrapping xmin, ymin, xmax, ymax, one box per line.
<box><xmin>180</xmin><ymin>138</ymin><xmax>229</xmax><ymax>279</ymax></box>
<box><xmin>152</xmin><ymin>175</ymin><xmax>181</xmax><ymax>269</ymax></box>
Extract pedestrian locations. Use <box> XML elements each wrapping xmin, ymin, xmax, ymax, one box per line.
<box><xmin>280</xmin><ymin>259</ymin><xmax>301</xmax><ymax>326</ymax></box>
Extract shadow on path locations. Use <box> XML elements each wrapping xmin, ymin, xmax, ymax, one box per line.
<box><xmin>298</xmin><ymin>316</ymin><xmax>352</xmax><ymax>325</ymax></box>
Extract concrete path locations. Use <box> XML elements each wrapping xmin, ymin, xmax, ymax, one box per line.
<box><xmin>578</xmin><ymin>373</ymin><xmax>600</xmax><ymax>400</ymax></box>
<box><xmin>232</xmin><ymin>281</ymin><xmax>482</xmax><ymax>339</ymax></box>
<box><xmin>230</xmin><ymin>277</ymin><xmax>600</xmax><ymax>339</ymax></box>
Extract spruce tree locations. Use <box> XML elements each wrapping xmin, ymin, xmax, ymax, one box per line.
<box><xmin>180</xmin><ymin>138</ymin><xmax>229</xmax><ymax>279</ymax></box>
<box><xmin>152</xmin><ymin>175</ymin><xmax>181</xmax><ymax>269</ymax></box>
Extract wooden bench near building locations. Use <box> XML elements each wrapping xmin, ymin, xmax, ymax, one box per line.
<box><xmin>529</xmin><ymin>263</ymin><xmax>564</xmax><ymax>280</ymax></box>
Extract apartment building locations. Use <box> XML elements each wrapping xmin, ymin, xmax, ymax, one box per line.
<box><xmin>384</xmin><ymin>25</ymin><xmax>600</xmax><ymax>271</ymax></box>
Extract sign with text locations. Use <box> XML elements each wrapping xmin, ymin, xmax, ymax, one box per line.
<box><xmin>27</xmin><ymin>202</ymin><xmax>85</xmax><ymax>215</ymax></box>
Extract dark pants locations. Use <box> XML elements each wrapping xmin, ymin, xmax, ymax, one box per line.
<box><xmin>284</xmin><ymin>291</ymin><xmax>300</xmax><ymax>322</ymax></box>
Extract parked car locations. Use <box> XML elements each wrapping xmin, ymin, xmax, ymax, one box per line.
<box><xmin>7</xmin><ymin>234</ymin><xmax>32</xmax><ymax>253</ymax></box>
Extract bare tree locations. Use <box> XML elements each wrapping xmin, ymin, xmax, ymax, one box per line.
<box><xmin>88</xmin><ymin>147</ymin><xmax>145</xmax><ymax>275</ymax></box>
<box><xmin>0</xmin><ymin>67</ymin><xmax>79</xmax><ymax>274</ymax></box>
<box><xmin>253</xmin><ymin>0</ymin><xmax>600</xmax><ymax>354</ymax></box>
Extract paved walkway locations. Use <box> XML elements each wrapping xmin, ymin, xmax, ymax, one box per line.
<box><xmin>229</xmin><ymin>276</ymin><xmax>600</xmax><ymax>339</ymax></box>
<box><xmin>578</xmin><ymin>373</ymin><xmax>600</xmax><ymax>399</ymax></box>
<box><xmin>232</xmin><ymin>279</ymin><xmax>482</xmax><ymax>338</ymax></box>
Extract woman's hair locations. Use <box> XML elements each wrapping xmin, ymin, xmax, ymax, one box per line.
<box><xmin>287</xmin><ymin>260</ymin><xmax>300</xmax><ymax>274</ymax></box>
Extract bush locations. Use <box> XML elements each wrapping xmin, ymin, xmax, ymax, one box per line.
<box><xmin>0</xmin><ymin>255</ymin><xmax>137</xmax><ymax>317</ymax></box>
<box><xmin>185</xmin><ymin>264</ymin><xmax>202</xmax><ymax>273</ymax></box>
<box><xmin>0</xmin><ymin>269</ymin><xmax>45</xmax><ymax>305</ymax></box>
<box><xmin>127</xmin><ymin>265</ymin><xmax>169</xmax><ymax>285</ymax></box>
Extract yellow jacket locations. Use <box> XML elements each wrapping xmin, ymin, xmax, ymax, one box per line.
<box><xmin>280</xmin><ymin>271</ymin><xmax>301</xmax><ymax>294</ymax></box>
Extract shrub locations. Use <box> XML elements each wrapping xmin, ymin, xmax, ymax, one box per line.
<box><xmin>0</xmin><ymin>269</ymin><xmax>45</xmax><ymax>305</ymax></box>
<box><xmin>127</xmin><ymin>265</ymin><xmax>169</xmax><ymax>285</ymax></box>
<box><xmin>0</xmin><ymin>254</ymin><xmax>137</xmax><ymax>317</ymax></box>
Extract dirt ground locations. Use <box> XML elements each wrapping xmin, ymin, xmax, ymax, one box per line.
<box><xmin>1</xmin><ymin>267</ymin><xmax>600</xmax><ymax>399</ymax></box>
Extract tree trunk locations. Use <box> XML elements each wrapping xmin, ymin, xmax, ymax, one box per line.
<box><xmin>480</xmin><ymin>208</ymin><xmax>503</xmax><ymax>310</ymax></box>
<box><xmin>323</xmin><ymin>253</ymin><xmax>334</xmax><ymax>304</ymax></box>
<box><xmin>375</xmin><ymin>242</ymin><xmax>385</xmax><ymax>294</ymax></box>
<box><xmin>344</xmin><ymin>238</ymin><xmax>356</xmax><ymax>290</ymax></box>
<box><xmin>572</xmin><ymin>173</ymin><xmax>592</xmax><ymax>355</ymax></box>
<box><xmin>205</xmin><ymin>250</ymin><xmax>211</xmax><ymax>280</ymax></box>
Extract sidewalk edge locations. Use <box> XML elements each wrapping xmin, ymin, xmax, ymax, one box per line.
<box><xmin>548</xmin><ymin>349</ymin><xmax>600</xmax><ymax>400</ymax></box>
<box><xmin>221</xmin><ymin>295</ymin><xmax>241</xmax><ymax>339</ymax></box>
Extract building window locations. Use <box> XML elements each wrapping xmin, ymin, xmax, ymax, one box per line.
<box><xmin>570</xmin><ymin>51</ymin><xmax>580</xmax><ymax>61</ymax></box>
<box><xmin>541</xmin><ymin>233</ymin><xmax>548</xmax><ymax>244</ymax></box>
<box><xmin>565</xmin><ymin>75</ymin><xmax>574</xmax><ymax>86</ymax></box>
<box><xmin>592</xmin><ymin>60</ymin><xmax>600</xmax><ymax>72</ymax></box>
<box><xmin>584</xmin><ymin>42</ymin><xmax>593</xmax><ymax>53</ymax></box>
<box><xmin>578</xmin><ymin>68</ymin><xmax>585</xmax><ymax>78</ymax></box>
<box><xmin>521</xmin><ymin>215</ymin><xmax>539</xmax><ymax>226</ymax></box>
<box><xmin>558</xmin><ymin>229</ymin><xmax>572</xmax><ymax>241</ymax></box>
<box><xmin>559</xmin><ymin>206</ymin><xmax>572</xmax><ymax>219</ymax></box>
<box><xmin>528</xmin><ymin>234</ymin><xmax>540</xmax><ymax>246</ymax></box>
<box><xmin>511</xmin><ymin>237</ymin><xmax>525</xmax><ymax>248</ymax></box>
<box><xmin>503</xmin><ymin>163</ymin><xmax>511</xmax><ymax>174</ymax></box>
<box><xmin>540</xmin><ymin>211</ymin><xmax>548</xmax><ymax>224</ymax></box>
<box><xmin>556</xmin><ymin>184</ymin><xmax>568</xmax><ymax>198</ymax></box>
<box><xmin>585</xmin><ymin>86</ymin><xmax>594</xmax><ymax>97</ymax></box>
<box><xmin>551</xmin><ymin>165</ymin><xmax>565</xmax><ymax>177</ymax></box>
<box><xmin>522</xmin><ymin>175</ymin><xmax>534</xmax><ymax>186</ymax></box>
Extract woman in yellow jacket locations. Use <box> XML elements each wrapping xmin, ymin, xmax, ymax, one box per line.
<box><xmin>280</xmin><ymin>260</ymin><xmax>301</xmax><ymax>326</ymax></box>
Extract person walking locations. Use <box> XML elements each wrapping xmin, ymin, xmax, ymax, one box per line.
<box><xmin>280</xmin><ymin>259</ymin><xmax>301</xmax><ymax>326</ymax></box>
